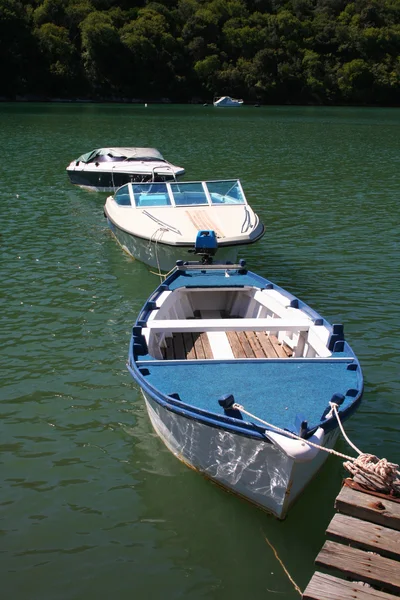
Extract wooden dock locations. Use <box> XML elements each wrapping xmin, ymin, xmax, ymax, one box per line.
<box><xmin>303</xmin><ymin>479</ymin><xmax>400</xmax><ymax>600</ymax></box>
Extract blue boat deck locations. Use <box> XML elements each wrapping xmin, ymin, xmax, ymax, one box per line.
<box><xmin>136</xmin><ymin>358</ymin><xmax>359</xmax><ymax>432</ymax></box>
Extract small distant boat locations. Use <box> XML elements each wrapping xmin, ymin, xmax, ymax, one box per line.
<box><xmin>127</xmin><ymin>258</ymin><xmax>363</xmax><ymax>518</ymax></box>
<box><xmin>213</xmin><ymin>96</ymin><xmax>244</xmax><ymax>107</ymax></box>
<box><xmin>104</xmin><ymin>179</ymin><xmax>264</xmax><ymax>271</ymax></box>
<box><xmin>66</xmin><ymin>147</ymin><xmax>185</xmax><ymax>192</ymax></box>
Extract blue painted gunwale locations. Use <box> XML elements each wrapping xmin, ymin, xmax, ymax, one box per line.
<box><xmin>128</xmin><ymin>264</ymin><xmax>364</xmax><ymax>442</ymax></box>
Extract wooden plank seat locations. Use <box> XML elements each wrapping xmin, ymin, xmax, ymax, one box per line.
<box><xmin>161</xmin><ymin>331</ymin><xmax>293</xmax><ymax>360</ymax></box>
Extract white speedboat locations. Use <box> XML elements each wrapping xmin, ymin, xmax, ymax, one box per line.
<box><xmin>66</xmin><ymin>147</ymin><xmax>185</xmax><ymax>191</ymax></box>
<box><xmin>213</xmin><ymin>96</ymin><xmax>244</xmax><ymax>107</ymax></box>
<box><xmin>127</xmin><ymin>259</ymin><xmax>363</xmax><ymax>519</ymax></box>
<box><xmin>104</xmin><ymin>179</ymin><xmax>265</xmax><ymax>271</ymax></box>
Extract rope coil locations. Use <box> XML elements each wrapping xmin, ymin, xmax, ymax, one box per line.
<box><xmin>343</xmin><ymin>454</ymin><xmax>400</xmax><ymax>495</ymax></box>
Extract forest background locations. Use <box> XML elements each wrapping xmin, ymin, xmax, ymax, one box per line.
<box><xmin>1</xmin><ymin>0</ymin><xmax>399</xmax><ymax>105</ymax></box>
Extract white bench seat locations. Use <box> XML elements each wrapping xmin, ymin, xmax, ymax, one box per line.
<box><xmin>145</xmin><ymin>317</ymin><xmax>311</xmax><ymax>334</ymax></box>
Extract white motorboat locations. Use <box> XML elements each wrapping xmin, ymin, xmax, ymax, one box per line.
<box><xmin>66</xmin><ymin>147</ymin><xmax>185</xmax><ymax>191</ymax></box>
<box><xmin>104</xmin><ymin>179</ymin><xmax>265</xmax><ymax>271</ymax></box>
<box><xmin>213</xmin><ymin>96</ymin><xmax>244</xmax><ymax>107</ymax></box>
<box><xmin>127</xmin><ymin>259</ymin><xmax>363</xmax><ymax>519</ymax></box>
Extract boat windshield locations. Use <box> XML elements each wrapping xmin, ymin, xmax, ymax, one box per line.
<box><xmin>132</xmin><ymin>183</ymin><xmax>171</xmax><ymax>207</ymax></box>
<box><xmin>170</xmin><ymin>182</ymin><xmax>208</xmax><ymax>206</ymax></box>
<box><xmin>115</xmin><ymin>180</ymin><xmax>247</xmax><ymax>208</ymax></box>
<box><xmin>206</xmin><ymin>180</ymin><xmax>245</xmax><ymax>204</ymax></box>
<box><xmin>114</xmin><ymin>185</ymin><xmax>132</xmax><ymax>206</ymax></box>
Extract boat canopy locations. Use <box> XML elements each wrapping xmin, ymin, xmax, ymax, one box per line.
<box><xmin>113</xmin><ymin>179</ymin><xmax>247</xmax><ymax>208</ymax></box>
<box><xmin>76</xmin><ymin>147</ymin><xmax>165</xmax><ymax>164</ymax></box>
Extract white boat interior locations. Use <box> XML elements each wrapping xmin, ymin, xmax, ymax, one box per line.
<box><xmin>141</xmin><ymin>285</ymin><xmax>334</xmax><ymax>362</ymax></box>
<box><xmin>104</xmin><ymin>179</ymin><xmax>264</xmax><ymax>248</ymax></box>
<box><xmin>131</xmin><ymin>265</ymin><xmax>361</xmax><ymax>436</ymax></box>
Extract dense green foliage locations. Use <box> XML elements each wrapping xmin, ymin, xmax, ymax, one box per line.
<box><xmin>1</xmin><ymin>0</ymin><xmax>399</xmax><ymax>103</ymax></box>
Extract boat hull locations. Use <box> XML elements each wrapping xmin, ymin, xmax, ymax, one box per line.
<box><xmin>142</xmin><ymin>391</ymin><xmax>339</xmax><ymax>519</ymax></box>
<box><xmin>213</xmin><ymin>96</ymin><xmax>243</xmax><ymax>107</ymax></box>
<box><xmin>106</xmin><ymin>217</ymin><xmax>240</xmax><ymax>271</ymax></box>
<box><xmin>67</xmin><ymin>169</ymin><xmax>180</xmax><ymax>192</ymax></box>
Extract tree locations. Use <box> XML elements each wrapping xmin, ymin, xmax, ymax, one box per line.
<box><xmin>194</xmin><ymin>54</ymin><xmax>220</xmax><ymax>92</ymax></box>
<box><xmin>34</xmin><ymin>23</ymin><xmax>79</xmax><ymax>94</ymax></box>
<box><xmin>80</xmin><ymin>11</ymin><xmax>125</xmax><ymax>93</ymax></box>
<box><xmin>121</xmin><ymin>8</ymin><xmax>181</xmax><ymax>97</ymax></box>
<box><xmin>337</xmin><ymin>58</ymin><xmax>374</xmax><ymax>102</ymax></box>
<box><xmin>0</xmin><ymin>0</ymin><xmax>36</xmax><ymax>96</ymax></box>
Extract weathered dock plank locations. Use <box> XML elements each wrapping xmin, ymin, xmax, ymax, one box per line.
<box><xmin>327</xmin><ymin>512</ymin><xmax>400</xmax><ymax>560</ymax></box>
<box><xmin>335</xmin><ymin>485</ymin><xmax>400</xmax><ymax>531</ymax></box>
<box><xmin>315</xmin><ymin>540</ymin><xmax>400</xmax><ymax>595</ymax></box>
<box><xmin>303</xmin><ymin>479</ymin><xmax>400</xmax><ymax>599</ymax></box>
<box><xmin>303</xmin><ymin>571</ymin><xmax>400</xmax><ymax>600</ymax></box>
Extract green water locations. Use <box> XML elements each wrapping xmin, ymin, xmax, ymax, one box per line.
<box><xmin>1</xmin><ymin>103</ymin><xmax>399</xmax><ymax>599</ymax></box>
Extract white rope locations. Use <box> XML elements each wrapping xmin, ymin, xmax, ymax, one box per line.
<box><xmin>331</xmin><ymin>403</ymin><xmax>362</xmax><ymax>455</ymax></box>
<box><xmin>149</xmin><ymin>227</ymin><xmax>168</xmax><ymax>282</ymax></box>
<box><xmin>233</xmin><ymin>401</ymin><xmax>400</xmax><ymax>495</ymax></box>
<box><xmin>233</xmin><ymin>403</ymin><xmax>356</xmax><ymax>461</ymax></box>
<box><xmin>149</xmin><ymin>264</ymin><xmax>176</xmax><ymax>281</ymax></box>
<box><xmin>329</xmin><ymin>407</ymin><xmax>400</xmax><ymax>493</ymax></box>
<box><xmin>344</xmin><ymin>454</ymin><xmax>400</xmax><ymax>494</ymax></box>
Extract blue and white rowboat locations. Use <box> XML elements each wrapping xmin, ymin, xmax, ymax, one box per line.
<box><xmin>127</xmin><ymin>259</ymin><xmax>363</xmax><ymax>519</ymax></box>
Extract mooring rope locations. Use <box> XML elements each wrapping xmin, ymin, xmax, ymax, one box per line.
<box><xmin>263</xmin><ymin>533</ymin><xmax>302</xmax><ymax>596</ymax></box>
<box><xmin>344</xmin><ymin>454</ymin><xmax>400</xmax><ymax>494</ymax></box>
<box><xmin>329</xmin><ymin>404</ymin><xmax>400</xmax><ymax>494</ymax></box>
<box><xmin>148</xmin><ymin>227</ymin><xmax>168</xmax><ymax>282</ymax></box>
<box><xmin>233</xmin><ymin>402</ymin><xmax>400</xmax><ymax>496</ymax></box>
<box><xmin>330</xmin><ymin>403</ymin><xmax>362</xmax><ymax>455</ymax></box>
<box><xmin>233</xmin><ymin>402</ymin><xmax>356</xmax><ymax>461</ymax></box>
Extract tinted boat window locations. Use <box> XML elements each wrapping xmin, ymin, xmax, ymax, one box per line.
<box><xmin>114</xmin><ymin>185</ymin><xmax>131</xmax><ymax>206</ymax></box>
<box><xmin>206</xmin><ymin>180</ymin><xmax>245</xmax><ymax>204</ymax></box>
<box><xmin>170</xmin><ymin>182</ymin><xmax>208</xmax><ymax>206</ymax></box>
<box><xmin>132</xmin><ymin>183</ymin><xmax>171</xmax><ymax>207</ymax></box>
